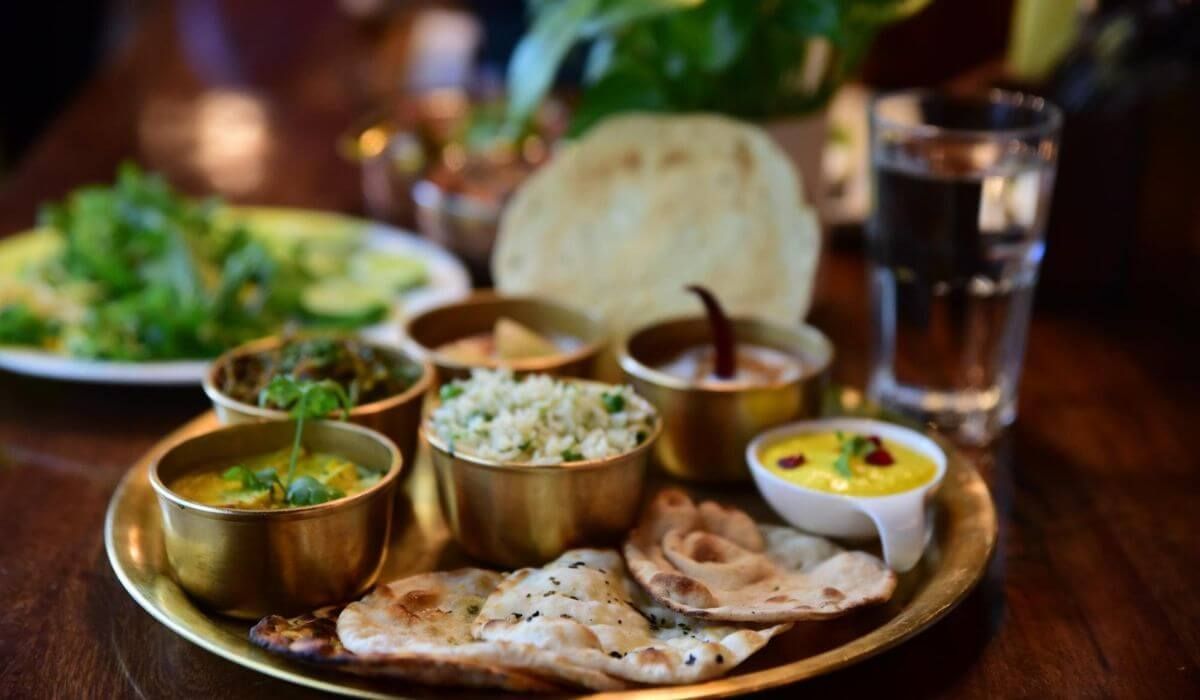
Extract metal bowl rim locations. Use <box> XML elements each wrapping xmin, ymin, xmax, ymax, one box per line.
<box><xmin>203</xmin><ymin>335</ymin><xmax>434</xmax><ymax>421</ymax></box>
<box><xmin>617</xmin><ymin>315</ymin><xmax>835</xmax><ymax>393</ymax></box>
<box><xmin>400</xmin><ymin>290</ymin><xmax>609</xmax><ymax>373</ymax></box>
<box><xmin>422</xmin><ymin>386</ymin><xmax>662</xmax><ymax>473</ymax></box>
<box><xmin>149</xmin><ymin>419</ymin><xmax>403</xmax><ymax>521</ymax></box>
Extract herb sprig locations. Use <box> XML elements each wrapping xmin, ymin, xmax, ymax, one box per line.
<box><xmin>832</xmin><ymin>431</ymin><xmax>874</xmax><ymax>479</ymax></box>
<box><xmin>258</xmin><ymin>375</ymin><xmax>354</xmax><ymax>506</ymax></box>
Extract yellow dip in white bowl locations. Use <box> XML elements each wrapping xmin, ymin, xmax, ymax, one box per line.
<box><xmin>759</xmin><ymin>432</ymin><xmax>938</xmax><ymax>497</ymax></box>
<box><xmin>747</xmin><ymin>418</ymin><xmax>946</xmax><ymax>572</ymax></box>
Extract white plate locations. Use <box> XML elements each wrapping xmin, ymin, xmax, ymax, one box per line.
<box><xmin>0</xmin><ymin>207</ymin><xmax>471</xmax><ymax>385</ymax></box>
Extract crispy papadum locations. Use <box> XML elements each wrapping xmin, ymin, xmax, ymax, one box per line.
<box><xmin>335</xmin><ymin>568</ymin><xmax>627</xmax><ymax>691</ymax></box>
<box><xmin>625</xmin><ymin>490</ymin><xmax>897</xmax><ymax>623</ymax></box>
<box><xmin>492</xmin><ymin>114</ymin><xmax>820</xmax><ymax>337</ymax></box>
<box><xmin>249</xmin><ymin>604</ymin><xmax>559</xmax><ymax>692</ymax></box>
<box><xmin>474</xmin><ymin>548</ymin><xmax>791</xmax><ymax>685</ymax></box>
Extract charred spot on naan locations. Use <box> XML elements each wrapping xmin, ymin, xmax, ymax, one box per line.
<box><xmin>250</xmin><ymin>606</ymin><xmax>349</xmax><ymax>663</ymax></box>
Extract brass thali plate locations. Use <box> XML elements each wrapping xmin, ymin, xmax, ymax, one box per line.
<box><xmin>105</xmin><ymin>407</ymin><xmax>997</xmax><ymax>698</ymax></box>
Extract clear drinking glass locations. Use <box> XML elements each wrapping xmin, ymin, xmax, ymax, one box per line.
<box><xmin>866</xmin><ymin>89</ymin><xmax>1062</xmax><ymax>444</ymax></box>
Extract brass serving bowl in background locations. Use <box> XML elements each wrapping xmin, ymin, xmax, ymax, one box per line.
<box><xmin>203</xmin><ymin>336</ymin><xmax>432</xmax><ymax>470</ymax></box>
<box><xmin>401</xmin><ymin>291</ymin><xmax>606</xmax><ymax>384</ymax></box>
<box><xmin>149</xmin><ymin>420</ymin><xmax>401</xmax><ymax>619</ymax></box>
<box><xmin>618</xmin><ymin>317</ymin><xmax>833</xmax><ymax>483</ymax></box>
<box><xmin>424</xmin><ymin>398</ymin><xmax>661</xmax><ymax>568</ymax></box>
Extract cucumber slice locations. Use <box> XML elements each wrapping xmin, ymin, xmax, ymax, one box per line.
<box><xmin>350</xmin><ymin>251</ymin><xmax>428</xmax><ymax>293</ymax></box>
<box><xmin>300</xmin><ymin>246</ymin><xmax>347</xmax><ymax>279</ymax></box>
<box><xmin>301</xmin><ymin>279</ymin><xmax>389</xmax><ymax>326</ymax></box>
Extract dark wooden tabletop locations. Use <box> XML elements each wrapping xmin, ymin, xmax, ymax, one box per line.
<box><xmin>1</xmin><ymin>3</ymin><xmax>1198</xmax><ymax>698</ymax></box>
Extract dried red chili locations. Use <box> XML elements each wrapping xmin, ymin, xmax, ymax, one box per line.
<box><xmin>686</xmin><ymin>285</ymin><xmax>735</xmax><ymax>380</ymax></box>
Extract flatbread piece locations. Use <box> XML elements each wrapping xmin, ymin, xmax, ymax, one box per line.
<box><xmin>335</xmin><ymin>567</ymin><xmax>626</xmax><ymax>691</ymax></box>
<box><xmin>250</xmin><ymin>603</ymin><xmax>559</xmax><ymax>692</ymax></box>
<box><xmin>474</xmin><ymin>548</ymin><xmax>791</xmax><ymax>685</ymax></box>
<box><xmin>493</xmin><ymin>113</ymin><xmax>820</xmax><ymax>337</ymax></box>
<box><xmin>625</xmin><ymin>490</ymin><xmax>897</xmax><ymax>623</ymax></box>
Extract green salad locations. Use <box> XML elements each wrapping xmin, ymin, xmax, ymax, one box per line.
<box><xmin>0</xmin><ymin>164</ymin><xmax>428</xmax><ymax>361</ymax></box>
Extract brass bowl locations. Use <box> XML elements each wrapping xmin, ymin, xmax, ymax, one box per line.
<box><xmin>203</xmin><ymin>336</ymin><xmax>432</xmax><ymax>470</ymax></box>
<box><xmin>401</xmin><ymin>291</ymin><xmax>606</xmax><ymax>385</ymax></box>
<box><xmin>150</xmin><ymin>420</ymin><xmax>401</xmax><ymax>619</ymax></box>
<box><xmin>424</xmin><ymin>392</ymin><xmax>661</xmax><ymax>568</ymax></box>
<box><xmin>618</xmin><ymin>317</ymin><xmax>833</xmax><ymax>483</ymax></box>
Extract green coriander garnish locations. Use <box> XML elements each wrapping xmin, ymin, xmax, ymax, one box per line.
<box><xmin>440</xmin><ymin>383</ymin><xmax>464</xmax><ymax>400</ymax></box>
<box><xmin>561</xmin><ymin>448</ymin><xmax>584</xmax><ymax>462</ymax></box>
<box><xmin>601</xmin><ymin>392</ymin><xmax>625</xmax><ymax>413</ymax></box>
<box><xmin>832</xmin><ymin>432</ymin><xmax>874</xmax><ymax>479</ymax></box>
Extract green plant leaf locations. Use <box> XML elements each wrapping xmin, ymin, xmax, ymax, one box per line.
<box><xmin>221</xmin><ymin>465</ymin><xmax>271</xmax><ymax>491</ymax></box>
<box><xmin>583</xmin><ymin>34</ymin><xmax>616</xmax><ymax>83</ymax></box>
<box><xmin>660</xmin><ymin>0</ymin><xmax>754</xmax><ymax>73</ymax></box>
<box><xmin>0</xmin><ymin>304</ymin><xmax>57</xmax><ymax>346</ymax></box>
<box><xmin>777</xmin><ymin>0</ymin><xmax>842</xmax><ymax>37</ymax></box>
<box><xmin>254</xmin><ymin>467</ymin><xmax>281</xmax><ymax>487</ymax></box>
<box><xmin>260</xmin><ymin>375</ymin><xmax>303</xmax><ymax>410</ymax></box>
<box><xmin>285</xmin><ymin>475</ymin><xmax>343</xmax><ymax>506</ymax></box>
<box><xmin>299</xmin><ymin>379</ymin><xmax>353</xmax><ymax>420</ymax></box>
<box><xmin>568</xmin><ymin>63</ymin><xmax>670</xmax><ymax>136</ymax></box>
<box><xmin>580</xmin><ymin>0</ymin><xmax>704</xmax><ymax>37</ymax></box>
<box><xmin>504</xmin><ymin>0</ymin><xmax>601</xmax><ymax>139</ymax></box>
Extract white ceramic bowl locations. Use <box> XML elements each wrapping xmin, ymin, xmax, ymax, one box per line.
<box><xmin>746</xmin><ymin>418</ymin><xmax>947</xmax><ymax>572</ymax></box>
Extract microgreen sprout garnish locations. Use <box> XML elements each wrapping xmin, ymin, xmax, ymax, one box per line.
<box><xmin>221</xmin><ymin>465</ymin><xmax>280</xmax><ymax>492</ymax></box>
<box><xmin>686</xmin><ymin>284</ymin><xmax>736</xmax><ymax>379</ymax></box>
<box><xmin>259</xmin><ymin>375</ymin><xmax>353</xmax><ymax>505</ymax></box>
<box><xmin>285</xmin><ymin>475</ymin><xmax>344</xmax><ymax>506</ymax></box>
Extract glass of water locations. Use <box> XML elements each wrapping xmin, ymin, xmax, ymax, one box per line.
<box><xmin>866</xmin><ymin>89</ymin><xmax>1062</xmax><ymax>444</ymax></box>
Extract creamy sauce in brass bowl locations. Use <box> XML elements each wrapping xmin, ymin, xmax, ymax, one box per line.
<box><xmin>170</xmin><ymin>448</ymin><xmax>382</xmax><ymax>510</ymax></box>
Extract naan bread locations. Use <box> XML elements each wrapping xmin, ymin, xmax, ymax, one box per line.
<box><xmin>474</xmin><ymin>548</ymin><xmax>791</xmax><ymax>685</ymax></box>
<box><xmin>249</xmin><ymin>604</ymin><xmax>558</xmax><ymax>692</ymax></box>
<box><xmin>493</xmin><ymin>114</ymin><xmax>820</xmax><ymax>337</ymax></box>
<box><xmin>335</xmin><ymin>568</ymin><xmax>626</xmax><ymax>691</ymax></box>
<box><xmin>625</xmin><ymin>490</ymin><xmax>897</xmax><ymax>623</ymax></box>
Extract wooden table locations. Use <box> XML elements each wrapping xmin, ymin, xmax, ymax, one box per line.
<box><xmin>1</xmin><ymin>3</ymin><xmax>1198</xmax><ymax>698</ymax></box>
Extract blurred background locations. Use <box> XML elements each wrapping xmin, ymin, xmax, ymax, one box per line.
<box><xmin>1</xmin><ymin>0</ymin><xmax>1198</xmax><ymax>308</ymax></box>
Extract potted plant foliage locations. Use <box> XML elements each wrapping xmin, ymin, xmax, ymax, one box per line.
<box><xmin>503</xmin><ymin>0</ymin><xmax>930</xmax><ymax>205</ymax></box>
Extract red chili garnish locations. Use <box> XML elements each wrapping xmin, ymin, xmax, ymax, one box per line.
<box><xmin>686</xmin><ymin>285</ymin><xmax>736</xmax><ymax>380</ymax></box>
<box><xmin>867</xmin><ymin>435</ymin><xmax>882</xmax><ymax>448</ymax></box>
<box><xmin>864</xmin><ymin>448</ymin><xmax>894</xmax><ymax>466</ymax></box>
<box><xmin>777</xmin><ymin>454</ymin><xmax>806</xmax><ymax>469</ymax></box>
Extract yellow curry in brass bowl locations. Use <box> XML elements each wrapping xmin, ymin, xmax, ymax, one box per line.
<box><xmin>170</xmin><ymin>448</ymin><xmax>382</xmax><ymax>510</ymax></box>
<box><xmin>759</xmin><ymin>431</ymin><xmax>937</xmax><ymax>497</ymax></box>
